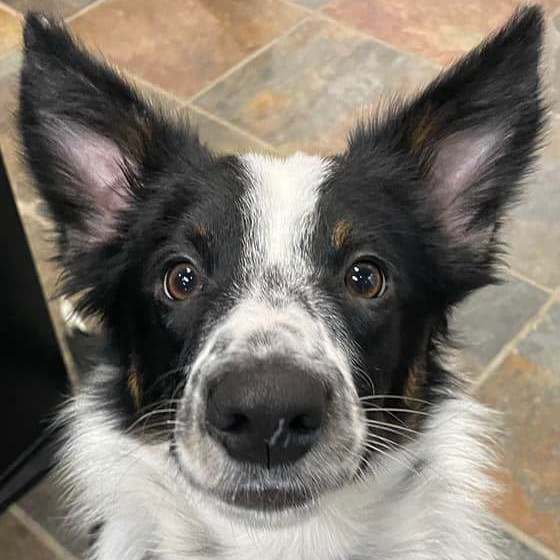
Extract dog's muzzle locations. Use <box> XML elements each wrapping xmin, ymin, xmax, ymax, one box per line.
<box><xmin>175</xmin><ymin>301</ymin><xmax>364</xmax><ymax>512</ymax></box>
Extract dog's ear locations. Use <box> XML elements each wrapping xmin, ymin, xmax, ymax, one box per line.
<box><xmin>19</xmin><ymin>13</ymin><xmax>203</xmax><ymax>250</ymax></box>
<box><xmin>19</xmin><ymin>13</ymin><xmax>211</xmax><ymax>315</ymax></box>
<box><xmin>350</xmin><ymin>6</ymin><xmax>546</xmax><ymax>297</ymax></box>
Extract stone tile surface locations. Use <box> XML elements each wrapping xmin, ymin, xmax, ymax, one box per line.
<box><xmin>477</xmin><ymin>303</ymin><xmax>560</xmax><ymax>554</ymax></box>
<box><xmin>548</xmin><ymin>12</ymin><xmax>560</xmax><ymax>113</ymax></box>
<box><xmin>0</xmin><ymin>51</ymin><xmax>21</xmax><ymax>135</ymax></box>
<box><xmin>1</xmin><ymin>132</ymin><xmax>42</xmax><ymax>213</ymax></box>
<box><xmin>0</xmin><ymin>511</ymin><xmax>60</xmax><ymax>560</ymax></box>
<box><xmin>184</xmin><ymin>106</ymin><xmax>268</xmax><ymax>154</ymax></box>
<box><xmin>293</xmin><ymin>0</ymin><xmax>332</xmax><ymax>8</ymax></box>
<box><xmin>19</xmin><ymin>477</ymin><xmax>89</xmax><ymax>557</ymax></box>
<box><xmin>324</xmin><ymin>0</ymin><xmax>560</xmax><ymax>66</ymax></box>
<box><xmin>195</xmin><ymin>18</ymin><xmax>437</xmax><ymax>154</ymax></box>
<box><xmin>0</xmin><ymin>7</ymin><xmax>21</xmax><ymax>56</ymax></box>
<box><xmin>1</xmin><ymin>0</ymin><xmax>96</xmax><ymax>17</ymax></box>
<box><xmin>504</xmin><ymin>117</ymin><xmax>560</xmax><ymax>289</ymax></box>
<box><xmin>497</xmin><ymin>530</ymin><xmax>549</xmax><ymax>559</ymax></box>
<box><xmin>451</xmin><ymin>276</ymin><xmax>548</xmax><ymax>375</ymax></box>
<box><xmin>71</xmin><ymin>0</ymin><xmax>306</xmax><ymax>99</ymax></box>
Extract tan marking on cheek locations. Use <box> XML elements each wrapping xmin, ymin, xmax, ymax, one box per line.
<box><xmin>127</xmin><ymin>367</ymin><xmax>142</xmax><ymax>411</ymax></box>
<box><xmin>403</xmin><ymin>363</ymin><xmax>426</xmax><ymax>410</ymax></box>
<box><xmin>332</xmin><ymin>220</ymin><xmax>352</xmax><ymax>250</ymax></box>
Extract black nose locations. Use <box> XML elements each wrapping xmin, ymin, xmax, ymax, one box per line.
<box><xmin>206</xmin><ymin>359</ymin><xmax>327</xmax><ymax>468</ymax></box>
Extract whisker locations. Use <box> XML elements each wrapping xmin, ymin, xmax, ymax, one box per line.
<box><xmin>127</xmin><ymin>408</ymin><xmax>179</xmax><ymax>433</ymax></box>
<box><xmin>359</xmin><ymin>394</ymin><xmax>433</xmax><ymax>406</ymax></box>
<box><xmin>361</xmin><ymin>407</ymin><xmax>431</xmax><ymax>416</ymax></box>
<box><xmin>362</xmin><ymin>442</ymin><xmax>418</xmax><ymax>476</ymax></box>
<box><xmin>364</xmin><ymin>420</ymin><xmax>419</xmax><ymax>439</ymax></box>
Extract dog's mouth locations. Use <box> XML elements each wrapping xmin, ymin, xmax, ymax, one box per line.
<box><xmin>171</xmin><ymin>435</ymin><xmax>351</xmax><ymax>513</ymax></box>
<box><xmin>217</xmin><ymin>478</ymin><xmax>316</xmax><ymax>511</ymax></box>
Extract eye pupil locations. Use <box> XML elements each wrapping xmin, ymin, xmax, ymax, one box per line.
<box><xmin>345</xmin><ymin>261</ymin><xmax>385</xmax><ymax>299</ymax></box>
<box><xmin>164</xmin><ymin>262</ymin><xmax>201</xmax><ymax>300</ymax></box>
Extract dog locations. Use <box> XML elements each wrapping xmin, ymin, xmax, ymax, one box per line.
<box><xmin>18</xmin><ymin>6</ymin><xmax>546</xmax><ymax>560</ymax></box>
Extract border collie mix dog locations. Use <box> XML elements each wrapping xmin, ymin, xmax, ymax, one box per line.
<box><xmin>19</xmin><ymin>6</ymin><xmax>546</xmax><ymax>560</ymax></box>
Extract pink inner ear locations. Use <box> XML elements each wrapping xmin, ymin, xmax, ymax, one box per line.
<box><xmin>68</xmin><ymin>130</ymin><xmax>128</xmax><ymax>211</ymax></box>
<box><xmin>430</xmin><ymin>128</ymin><xmax>502</xmax><ymax>237</ymax></box>
<box><xmin>50</xmin><ymin>121</ymin><xmax>133</xmax><ymax>240</ymax></box>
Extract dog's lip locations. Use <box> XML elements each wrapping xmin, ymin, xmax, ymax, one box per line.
<box><xmin>171</xmin><ymin>439</ymin><xmax>317</xmax><ymax>510</ymax></box>
<box><xmin>218</xmin><ymin>481</ymin><xmax>315</xmax><ymax>511</ymax></box>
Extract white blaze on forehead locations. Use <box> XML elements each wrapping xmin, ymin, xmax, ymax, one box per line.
<box><xmin>240</xmin><ymin>152</ymin><xmax>330</xmax><ymax>276</ymax></box>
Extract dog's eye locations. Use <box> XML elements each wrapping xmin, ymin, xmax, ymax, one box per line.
<box><xmin>345</xmin><ymin>261</ymin><xmax>385</xmax><ymax>299</ymax></box>
<box><xmin>163</xmin><ymin>262</ymin><xmax>201</xmax><ymax>301</ymax></box>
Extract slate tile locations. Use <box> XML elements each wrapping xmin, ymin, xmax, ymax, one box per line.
<box><xmin>184</xmin><ymin>107</ymin><xmax>269</xmax><ymax>154</ymax></box>
<box><xmin>195</xmin><ymin>17</ymin><xmax>437</xmax><ymax>154</ymax></box>
<box><xmin>477</xmin><ymin>304</ymin><xmax>560</xmax><ymax>554</ymax></box>
<box><xmin>1</xmin><ymin>0</ymin><xmax>97</xmax><ymax>18</ymax></box>
<box><xmin>293</xmin><ymin>0</ymin><xmax>333</xmax><ymax>8</ymax></box>
<box><xmin>0</xmin><ymin>510</ymin><xmax>61</xmax><ymax>560</ymax></box>
<box><xmin>19</xmin><ymin>477</ymin><xmax>89</xmax><ymax>558</ymax></box>
<box><xmin>324</xmin><ymin>0</ymin><xmax>560</xmax><ymax>66</ymax></box>
<box><xmin>497</xmin><ymin>529</ymin><xmax>549</xmax><ymax>559</ymax></box>
<box><xmin>504</xmin><ymin>117</ymin><xmax>560</xmax><ymax>289</ymax></box>
<box><xmin>452</xmin><ymin>276</ymin><xmax>548</xmax><ymax>375</ymax></box>
<box><xmin>0</xmin><ymin>7</ymin><xmax>21</xmax><ymax>57</ymax></box>
<box><xmin>71</xmin><ymin>0</ymin><xmax>306</xmax><ymax>99</ymax></box>
<box><xmin>0</xmin><ymin>50</ymin><xmax>21</xmax><ymax>135</ymax></box>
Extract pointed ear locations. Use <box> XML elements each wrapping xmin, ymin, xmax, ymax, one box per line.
<box><xmin>18</xmin><ymin>13</ymin><xmax>193</xmax><ymax>248</ymax></box>
<box><xmin>351</xmin><ymin>6</ymin><xmax>547</xmax><ymax>294</ymax></box>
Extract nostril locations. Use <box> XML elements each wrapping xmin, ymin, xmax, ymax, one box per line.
<box><xmin>223</xmin><ymin>412</ymin><xmax>249</xmax><ymax>433</ymax></box>
<box><xmin>289</xmin><ymin>413</ymin><xmax>322</xmax><ymax>434</ymax></box>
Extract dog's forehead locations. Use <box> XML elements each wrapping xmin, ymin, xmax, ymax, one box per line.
<box><xmin>238</xmin><ymin>152</ymin><xmax>331</xmax><ymax>275</ymax></box>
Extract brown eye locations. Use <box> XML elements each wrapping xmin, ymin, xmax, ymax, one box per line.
<box><xmin>345</xmin><ymin>261</ymin><xmax>385</xmax><ymax>299</ymax></box>
<box><xmin>163</xmin><ymin>262</ymin><xmax>201</xmax><ymax>301</ymax></box>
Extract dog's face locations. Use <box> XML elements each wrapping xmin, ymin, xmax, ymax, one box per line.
<box><xmin>19</xmin><ymin>10</ymin><xmax>544</xmax><ymax>517</ymax></box>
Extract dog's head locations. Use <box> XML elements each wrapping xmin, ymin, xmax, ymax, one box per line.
<box><xmin>19</xmin><ymin>8</ymin><xmax>545</xmax><ymax>516</ymax></box>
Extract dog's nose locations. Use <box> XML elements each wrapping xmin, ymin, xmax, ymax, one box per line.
<box><xmin>206</xmin><ymin>360</ymin><xmax>327</xmax><ymax>468</ymax></box>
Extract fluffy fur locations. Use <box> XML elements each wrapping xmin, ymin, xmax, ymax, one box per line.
<box><xmin>18</xmin><ymin>6</ymin><xmax>546</xmax><ymax>560</ymax></box>
<box><xmin>59</xmin><ymin>372</ymin><xmax>499</xmax><ymax>560</ymax></box>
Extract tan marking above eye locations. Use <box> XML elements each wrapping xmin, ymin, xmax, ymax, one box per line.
<box><xmin>332</xmin><ymin>219</ymin><xmax>352</xmax><ymax>250</ymax></box>
<box><xmin>193</xmin><ymin>224</ymin><xmax>206</xmax><ymax>238</ymax></box>
<box><xmin>403</xmin><ymin>361</ymin><xmax>428</xmax><ymax>414</ymax></box>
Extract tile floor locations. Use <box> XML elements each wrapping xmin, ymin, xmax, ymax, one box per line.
<box><xmin>0</xmin><ymin>0</ymin><xmax>558</xmax><ymax>558</ymax></box>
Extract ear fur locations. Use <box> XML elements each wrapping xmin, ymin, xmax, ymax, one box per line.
<box><xmin>349</xmin><ymin>6</ymin><xmax>547</xmax><ymax>298</ymax></box>
<box><xmin>18</xmin><ymin>13</ymin><xmax>209</xmax><ymax>315</ymax></box>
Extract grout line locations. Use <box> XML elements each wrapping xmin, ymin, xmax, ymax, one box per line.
<box><xmin>185</xmin><ymin>103</ymin><xmax>278</xmax><ymax>153</ymax></box>
<box><xmin>472</xmin><ymin>292</ymin><xmax>558</xmax><ymax>390</ymax></box>
<box><xmin>0</xmin><ymin>46</ymin><xmax>18</xmax><ymax>67</ymax></box>
<box><xmin>123</xmin><ymin>72</ymin><xmax>278</xmax><ymax>153</ymax></box>
<box><xmin>492</xmin><ymin>513</ymin><xmax>560</xmax><ymax>560</ymax></box>
<box><xmin>122</xmin><ymin>71</ymin><xmax>191</xmax><ymax>108</ymax></box>
<box><xmin>0</xmin><ymin>1</ymin><xmax>22</xmax><ymax>19</ymax></box>
<box><xmin>67</xmin><ymin>0</ymin><xmax>111</xmax><ymax>22</ymax></box>
<box><xmin>189</xmin><ymin>16</ymin><xmax>312</xmax><ymax>104</ymax></box>
<box><xmin>508</xmin><ymin>267</ymin><xmax>554</xmax><ymax>295</ymax></box>
<box><xmin>280</xmin><ymin>0</ymin><xmax>315</xmax><ymax>15</ymax></box>
<box><xmin>282</xmin><ymin>0</ymin><xmax>442</xmax><ymax>73</ymax></box>
<box><xmin>10</xmin><ymin>505</ymin><xmax>79</xmax><ymax>560</ymax></box>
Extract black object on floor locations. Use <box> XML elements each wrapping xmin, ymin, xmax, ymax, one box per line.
<box><xmin>0</xmin><ymin>148</ymin><xmax>70</xmax><ymax>514</ymax></box>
